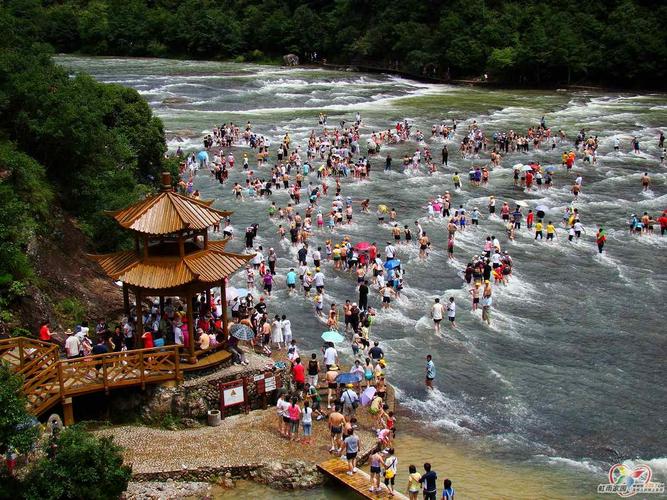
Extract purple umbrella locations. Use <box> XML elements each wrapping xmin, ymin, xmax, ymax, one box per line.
<box><xmin>361</xmin><ymin>386</ymin><xmax>376</xmax><ymax>406</ymax></box>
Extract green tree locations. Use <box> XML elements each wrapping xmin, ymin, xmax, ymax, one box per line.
<box><xmin>487</xmin><ymin>47</ymin><xmax>517</xmax><ymax>81</ymax></box>
<box><xmin>22</xmin><ymin>426</ymin><xmax>131</xmax><ymax>500</ymax></box>
<box><xmin>0</xmin><ymin>364</ymin><xmax>39</xmax><ymax>454</ymax></box>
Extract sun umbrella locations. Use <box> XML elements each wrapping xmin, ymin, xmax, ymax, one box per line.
<box><xmin>321</xmin><ymin>330</ymin><xmax>345</xmax><ymax>343</ymax></box>
<box><xmin>335</xmin><ymin>372</ymin><xmax>363</xmax><ymax>384</ymax></box>
<box><xmin>360</xmin><ymin>386</ymin><xmax>376</xmax><ymax>406</ymax></box>
<box><xmin>378</xmin><ymin>204</ymin><xmax>388</xmax><ymax>213</ymax></box>
<box><xmin>384</xmin><ymin>259</ymin><xmax>401</xmax><ymax>270</ymax></box>
<box><xmin>513</xmin><ymin>163</ymin><xmax>524</xmax><ymax>170</ymax></box>
<box><xmin>197</xmin><ymin>151</ymin><xmax>209</xmax><ymax>162</ymax></box>
<box><xmin>229</xmin><ymin>323</ymin><xmax>255</xmax><ymax>340</ymax></box>
<box><xmin>225</xmin><ymin>287</ymin><xmax>240</xmax><ymax>301</ymax></box>
<box><xmin>355</xmin><ymin>241</ymin><xmax>371</xmax><ymax>251</ymax></box>
<box><xmin>545</xmin><ymin>165</ymin><xmax>557</xmax><ymax>173</ymax></box>
<box><xmin>535</xmin><ymin>205</ymin><xmax>548</xmax><ymax>212</ymax></box>
<box><xmin>521</xmin><ymin>164</ymin><xmax>533</xmax><ymax>172</ymax></box>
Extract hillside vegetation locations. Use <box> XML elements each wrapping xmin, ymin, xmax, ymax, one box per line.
<box><xmin>25</xmin><ymin>0</ymin><xmax>667</xmax><ymax>87</ymax></box>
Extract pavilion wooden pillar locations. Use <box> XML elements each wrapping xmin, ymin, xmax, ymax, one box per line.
<box><xmin>159</xmin><ymin>296</ymin><xmax>165</xmax><ymax>316</ymax></box>
<box><xmin>63</xmin><ymin>397</ymin><xmax>74</xmax><ymax>426</ymax></box>
<box><xmin>135</xmin><ymin>288</ymin><xmax>143</xmax><ymax>349</ymax></box>
<box><xmin>220</xmin><ymin>280</ymin><xmax>228</xmax><ymax>337</ymax></box>
<box><xmin>186</xmin><ymin>288</ymin><xmax>196</xmax><ymax>364</ymax></box>
<box><xmin>122</xmin><ymin>283</ymin><xmax>130</xmax><ymax>320</ymax></box>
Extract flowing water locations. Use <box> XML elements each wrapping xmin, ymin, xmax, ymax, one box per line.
<box><xmin>56</xmin><ymin>56</ymin><xmax>666</xmax><ymax>498</ymax></box>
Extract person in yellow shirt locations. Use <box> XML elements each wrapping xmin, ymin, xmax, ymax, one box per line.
<box><xmin>535</xmin><ymin>220</ymin><xmax>544</xmax><ymax>240</ymax></box>
<box><xmin>546</xmin><ymin>221</ymin><xmax>557</xmax><ymax>241</ymax></box>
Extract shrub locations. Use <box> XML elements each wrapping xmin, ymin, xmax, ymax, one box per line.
<box><xmin>54</xmin><ymin>298</ymin><xmax>87</xmax><ymax>326</ymax></box>
<box><xmin>0</xmin><ymin>364</ymin><xmax>40</xmax><ymax>454</ymax></box>
<box><xmin>22</xmin><ymin>426</ymin><xmax>131</xmax><ymax>500</ymax></box>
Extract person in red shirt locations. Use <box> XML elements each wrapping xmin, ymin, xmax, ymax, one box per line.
<box><xmin>293</xmin><ymin>357</ymin><xmax>306</xmax><ymax>391</ymax></box>
<box><xmin>142</xmin><ymin>330</ymin><xmax>154</xmax><ymax>349</ymax></box>
<box><xmin>369</xmin><ymin>243</ymin><xmax>377</xmax><ymax>262</ymax></box>
<box><xmin>526</xmin><ymin>210</ymin><xmax>535</xmax><ymax>229</ymax></box>
<box><xmin>39</xmin><ymin>320</ymin><xmax>51</xmax><ymax>342</ymax></box>
<box><xmin>658</xmin><ymin>210</ymin><xmax>667</xmax><ymax>236</ymax></box>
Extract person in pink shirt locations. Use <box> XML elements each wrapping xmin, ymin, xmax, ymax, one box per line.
<box><xmin>287</xmin><ymin>397</ymin><xmax>301</xmax><ymax>441</ymax></box>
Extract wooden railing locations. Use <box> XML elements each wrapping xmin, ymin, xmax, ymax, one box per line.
<box><xmin>0</xmin><ymin>338</ymin><xmax>182</xmax><ymax>416</ymax></box>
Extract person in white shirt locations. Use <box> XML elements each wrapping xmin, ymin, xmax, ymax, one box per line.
<box><xmin>65</xmin><ymin>329</ymin><xmax>81</xmax><ymax>358</ymax></box>
<box><xmin>173</xmin><ymin>321</ymin><xmax>184</xmax><ymax>345</ymax></box>
<box><xmin>415</xmin><ymin>221</ymin><xmax>424</xmax><ymax>238</ymax></box>
<box><xmin>431</xmin><ymin>298</ymin><xmax>445</xmax><ymax>334</ymax></box>
<box><xmin>313</xmin><ymin>268</ymin><xmax>325</xmax><ymax>293</ymax></box>
<box><xmin>223</xmin><ymin>224</ymin><xmax>234</xmax><ymax>238</ymax></box>
<box><xmin>312</xmin><ymin>248</ymin><xmax>321</xmax><ymax>267</ymax></box>
<box><xmin>384</xmin><ymin>242</ymin><xmax>396</xmax><ymax>260</ymax></box>
<box><xmin>323</xmin><ymin>344</ymin><xmax>338</xmax><ymax>369</ymax></box>
<box><xmin>447</xmin><ymin>297</ymin><xmax>457</xmax><ymax>328</ymax></box>
<box><xmin>251</xmin><ymin>248</ymin><xmax>264</xmax><ymax>269</ymax></box>
<box><xmin>573</xmin><ymin>221</ymin><xmax>585</xmax><ymax>239</ymax></box>
<box><xmin>281</xmin><ymin>314</ymin><xmax>292</xmax><ymax>345</ymax></box>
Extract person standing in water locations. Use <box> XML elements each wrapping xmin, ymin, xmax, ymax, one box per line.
<box><xmin>442</xmin><ymin>145</ymin><xmax>449</xmax><ymax>166</ymax></box>
<box><xmin>446</xmin><ymin>297</ymin><xmax>456</xmax><ymax>328</ymax></box>
<box><xmin>596</xmin><ymin>227</ymin><xmax>607</xmax><ymax>253</ymax></box>
<box><xmin>425</xmin><ymin>354</ymin><xmax>436</xmax><ymax>390</ymax></box>
<box><xmin>641</xmin><ymin>172</ymin><xmax>650</xmax><ymax>191</ymax></box>
<box><xmin>431</xmin><ymin>298</ymin><xmax>444</xmax><ymax>334</ymax></box>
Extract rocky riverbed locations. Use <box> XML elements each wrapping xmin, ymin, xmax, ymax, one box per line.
<box><xmin>123</xmin><ymin>480</ymin><xmax>212</xmax><ymax>500</ymax></box>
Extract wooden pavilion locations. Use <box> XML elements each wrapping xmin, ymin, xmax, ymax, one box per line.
<box><xmin>89</xmin><ymin>172</ymin><xmax>252</xmax><ymax>363</ymax></box>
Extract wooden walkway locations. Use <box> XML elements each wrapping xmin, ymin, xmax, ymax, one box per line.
<box><xmin>318</xmin><ymin>458</ymin><xmax>409</xmax><ymax>500</ymax></box>
<box><xmin>180</xmin><ymin>348</ymin><xmax>231</xmax><ymax>371</ymax></box>
<box><xmin>0</xmin><ymin>337</ymin><xmax>229</xmax><ymax>421</ymax></box>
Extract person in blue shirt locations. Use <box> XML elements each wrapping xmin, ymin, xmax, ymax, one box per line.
<box><xmin>419</xmin><ymin>462</ymin><xmax>438</xmax><ymax>500</ymax></box>
<box><xmin>286</xmin><ymin>268</ymin><xmax>297</xmax><ymax>294</ymax></box>
<box><xmin>442</xmin><ymin>478</ymin><xmax>455</xmax><ymax>499</ymax></box>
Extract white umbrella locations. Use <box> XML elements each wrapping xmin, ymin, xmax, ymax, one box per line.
<box><xmin>513</xmin><ymin>163</ymin><xmax>524</xmax><ymax>170</ymax></box>
<box><xmin>225</xmin><ymin>287</ymin><xmax>240</xmax><ymax>301</ymax></box>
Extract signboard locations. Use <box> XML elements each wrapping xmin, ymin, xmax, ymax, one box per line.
<box><xmin>222</xmin><ymin>385</ymin><xmax>245</xmax><ymax>406</ymax></box>
<box><xmin>253</xmin><ymin>374</ymin><xmax>264</xmax><ymax>382</ymax></box>
<box><xmin>264</xmin><ymin>376</ymin><xmax>276</xmax><ymax>392</ymax></box>
<box><xmin>218</xmin><ymin>378</ymin><xmax>249</xmax><ymax>416</ymax></box>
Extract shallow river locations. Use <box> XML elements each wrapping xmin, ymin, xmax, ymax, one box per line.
<box><xmin>56</xmin><ymin>56</ymin><xmax>666</xmax><ymax>498</ymax></box>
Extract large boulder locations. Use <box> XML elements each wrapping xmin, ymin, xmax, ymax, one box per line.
<box><xmin>282</xmin><ymin>54</ymin><xmax>299</xmax><ymax>66</ymax></box>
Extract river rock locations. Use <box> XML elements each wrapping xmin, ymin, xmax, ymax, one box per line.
<box><xmin>162</xmin><ymin>97</ymin><xmax>189</xmax><ymax>105</ymax></box>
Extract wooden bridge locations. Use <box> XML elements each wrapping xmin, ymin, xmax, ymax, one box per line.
<box><xmin>318</xmin><ymin>457</ymin><xmax>409</xmax><ymax>499</ymax></box>
<box><xmin>1</xmin><ymin>337</ymin><xmax>184</xmax><ymax>424</ymax></box>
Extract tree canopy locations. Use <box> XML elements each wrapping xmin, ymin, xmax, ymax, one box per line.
<box><xmin>0</xmin><ymin>2</ymin><xmax>175</xmax><ymax>314</ymax></box>
<box><xmin>5</xmin><ymin>0</ymin><xmax>665</xmax><ymax>87</ymax></box>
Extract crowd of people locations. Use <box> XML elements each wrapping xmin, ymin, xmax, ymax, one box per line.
<box><xmin>37</xmin><ymin>101</ymin><xmax>663</xmax><ymax>498</ymax></box>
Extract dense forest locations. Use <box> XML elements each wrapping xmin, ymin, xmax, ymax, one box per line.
<box><xmin>15</xmin><ymin>0</ymin><xmax>667</xmax><ymax>87</ymax></box>
<box><xmin>0</xmin><ymin>3</ymin><xmax>176</xmax><ymax>328</ymax></box>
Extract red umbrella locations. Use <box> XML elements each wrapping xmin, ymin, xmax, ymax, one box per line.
<box><xmin>355</xmin><ymin>241</ymin><xmax>371</xmax><ymax>251</ymax></box>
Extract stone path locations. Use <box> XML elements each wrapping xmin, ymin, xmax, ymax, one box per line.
<box><xmin>97</xmin><ymin>408</ymin><xmax>376</xmax><ymax>474</ymax></box>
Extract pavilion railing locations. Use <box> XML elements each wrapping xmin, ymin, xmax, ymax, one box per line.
<box><xmin>1</xmin><ymin>338</ymin><xmax>182</xmax><ymax>416</ymax></box>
